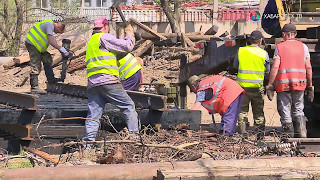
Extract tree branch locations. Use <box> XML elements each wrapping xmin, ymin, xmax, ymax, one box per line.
<box><xmin>0</xmin><ymin>12</ymin><xmax>5</xmax><ymax>19</ymax></box>
<box><xmin>26</xmin><ymin>8</ymin><xmax>64</xmax><ymax>19</ymax></box>
<box><xmin>0</xmin><ymin>25</ymin><xmax>10</xmax><ymax>40</ymax></box>
<box><xmin>40</xmin><ymin>140</ymin><xmax>200</xmax><ymax>151</ymax></box>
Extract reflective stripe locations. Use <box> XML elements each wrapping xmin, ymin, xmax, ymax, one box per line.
<box><xmin>236</xmin><ymin>77</ymin><xmax>263</xmax><ymax>83</ymax></box>
<box><xmin>274</xmin><ymin>78</ymin><xmax>307</xmax><ymax>86</ymax></box>
<box><xmin>120</xmin><ymin>61</ymin><xmax>138</xmax><ymax>80</ymax></box>
<box><xmin>119</xmin><ymin>55</ymin><xmax>134</xmax><ymax>72</ymax></box>
<box><xmin>199</xmin><ymin>82</ymin><xmax>217</xmax><ymax>89</ymax></box>
<box><xmin>87</xmin><ymin>65</ymin><xmax>118</xmax><ymax>73</ymax></box>
<box><xmin>86</xmin><ymin>55</ymin><xmax>116</xmax><ymax>66</ymax></box>
<box><xmin>202</xmin><ymin>77</ymin><xmax>226</xmax><ymax>113</ymax></box>
<box><xmin>238</xmin><ymin>70</ymin><xmax>264</xmax><ymax>74</ymax></box>
<box><xmin>28</xmin><ymin>32</ymin><xmax>45</xmax><ymax>51</ymax></box>
<box><xmin>277</xmin><ymin>68</ymin><xmax>306</xmax><ymax>74</ymax></box>
<box><xmin>32</xmin><ymin>26</ymin><xmax>48</xmax><ymax>45</ymax></box>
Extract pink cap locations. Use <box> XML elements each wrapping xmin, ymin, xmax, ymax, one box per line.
<box><xmin>94</xmin><ymin>17</ymin><xmax>108</xmax><ymax>28</ymax></box>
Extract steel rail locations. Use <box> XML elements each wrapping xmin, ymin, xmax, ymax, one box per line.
<box><xmin>46</xmin><ymin>83</ymin><xmax>168</xmax><ymax>110</ymax></box>
<box><xmin>287</xmin><ymin>138</ymin><xmax>320</xmax><ymax>153</ymax></box>
<box><xmin>0</xmin><ymin>90</ymin><xmax>38</xmax><ymax>110</ymax></box>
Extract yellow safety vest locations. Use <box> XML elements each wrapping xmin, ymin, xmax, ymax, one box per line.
<box><xmin>236</xmin><ymin>46</ymin><xmax>267</xmax><ymax>88</ymax></box>
<box><xmin>118</xmin><ymin>53</ymin><xmax>142</xmax><ymax>80</ymax></box>
<box><xmin>26</xmin><ymin>19</ymin><xmax>53</xmax><ymax>53</ymax></box>
<box><xmin>85</xmin><ymin>32</ymin><xmax>119</xmax><ymax>78</ymax></box>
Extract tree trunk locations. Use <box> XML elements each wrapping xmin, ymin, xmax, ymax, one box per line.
<box><xmin>0</xmin><ymin>1</ymin><xmax>24</xmax><ymax>56</ymax></box>
<box><xmin>9</xmin><ymin>0</ymin><xmax>24</xmax><ymax>56</ymax></box>
<box><xmin>160</xmin><ymin>0</ymin><xmax>181</xmax><ymax>33</ymax></box>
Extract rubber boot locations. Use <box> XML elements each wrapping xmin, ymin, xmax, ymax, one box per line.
<box><xmin>293</xmin><ymin>115</ymin><xmax>307</xmax><ymax>138</ymax></box>
<box><xmin>30</xmin><ymin>74</ymin><xmax>46</xmax><ymax>94</ymax></box>
<box><xmin>281</xmin><ymin>122</ymin><xmax>294</xmax><ymax>140</ymax></box>
<box><xmin>255</xmin><ymin>124</ymin><xmax>265</xmax><ymax>141</ymax></box>
<box><xmin>44</xmin><ymin>65</ymin><xmax>59</xmax><ymax>84</ymax></box>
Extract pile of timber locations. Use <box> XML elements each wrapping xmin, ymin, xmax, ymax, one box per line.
<box><xmin>1</xmin><ymin>18</ymin><xmax>218</xmax><ymax>75</ymax></box>
<box><xmin>130</xmin><ymin>18</ymin><xmax>219</xmax><ymax>66</ymax></box>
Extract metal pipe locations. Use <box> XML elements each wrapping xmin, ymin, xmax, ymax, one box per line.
<box><xmin>299</xmin><ymin>0</ymin><xmax>302</xmax><ymax>12</ymax></box>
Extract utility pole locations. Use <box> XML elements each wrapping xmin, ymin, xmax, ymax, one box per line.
<box><xmin>212</xmin><ymin>0</ymin><xmax>218</xmax><ymax>25</ymax></box>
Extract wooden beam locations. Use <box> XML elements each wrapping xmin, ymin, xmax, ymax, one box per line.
<box><xmin>141</xmin><ymin>32</ymin><xmax>216</xmax><ymax>42</ymax></box>
<box><xmin>181</xmin><ymin>33</ymin><xmax>195</xmax><ymax>47</ymax></box>
<box><xmin>23</xmin><ymin>147</ymin><xmax>59</xmax><ymax>164</ymax></box>
<box><xmin>132</xmin><ymin>40</ymin><xmax>153</xmax><ymax>57</ymax></box>
<box><xmin>130</xmin><ymin>18</ymin><xmax>167</xmax><ymax>40</ymax></box>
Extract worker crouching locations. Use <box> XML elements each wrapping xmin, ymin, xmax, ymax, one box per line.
<box><xmin>118</xmin><ymin>53</ymin><xmax>143</xmax><ymax>91</ymax></box>
<box><xmin>188</xmin><ymin>75</ymin><xmax>245</xmax><ymax>135</ymax></box>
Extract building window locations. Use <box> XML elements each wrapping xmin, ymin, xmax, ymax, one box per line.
<box><xmin>36</xmin><ymin>0</ymin><xmax>48</xmax><ymax>8</ymax></box>
<box><xmin>50</xmin><ymin>0</ymin><xmax>70</xmax><ymax>8</ymax></box>
<box><xmin>96</xmin><ymin>0</ymin><xmax>109</xmax><ymax>7</ymax></box>
<box><xmin>84</xmin><ymin>0</ymin><xmax>91</xmax><ymax>7</ymax></box>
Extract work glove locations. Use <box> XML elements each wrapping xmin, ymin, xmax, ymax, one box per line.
<box><xmin>266</xmin><ymin>85</ymin><xmax>275</xmax><ymax>101</ymax></box>
<box><xmin>124</xmin><ymin>24</ymin><xmax>134</xmax><ymax>37</ymax></box>
<box><xmin>306</xmin><ymin>86</ymin><xmax>314</xmax><ymax>103</ymax></box>
<box><xmin>59</xmin><ymin>47</ymin><xmax>69</xmax><ymax>58</ymax></box>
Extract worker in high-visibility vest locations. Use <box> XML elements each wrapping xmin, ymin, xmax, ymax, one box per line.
<box><xmin>266</xmin><ymin>24</ymin><xmax>313</xmax><ymax>138</ymax></box>
<box><xmin>117</xmin><ymin>53</ymin><xmax>143</xmax><ymax>91</ymax></box>
<box><xmin>84</xmin><ymin>17</ymin><xmax>139</xmax><ymax>144</ymax></box>
<box><xmin>116</xmin><ymin>28</ymin><xmax>143</xmax><ymax>91</ymax></box>
<box><xmin>188</xmin><ymin>75</ymin><xmax>244</xmax><ymax>135</ymax></box>
<box><xmin>233</xmin><ymin>30</ymin><xmax>270</xmax><ymax>141</ymax></box>
<box><xmin>25</xmin><ymin>19</ymin><xmax>69</xmax><ymax>93</ymax></box>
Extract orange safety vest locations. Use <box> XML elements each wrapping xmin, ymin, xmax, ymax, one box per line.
<box><xmin>197</xmin><ymin>75</ymin><xmax>244</xmax><ymax>115</ymax></box>
<box><xmin>274</xmin><ymin>40</ymin><xmax>307</xmax><ymax>92</ymax></box>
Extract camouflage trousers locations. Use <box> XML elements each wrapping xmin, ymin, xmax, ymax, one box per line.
<box><xmin>25</xmin><ymin>42</ymin><xmax>53</xmax><ymax>75</ymax></box>
<box><xmin>238</xmin><ymin>86</ymin><xmax>266</xmax><ymax>126</ymax></box>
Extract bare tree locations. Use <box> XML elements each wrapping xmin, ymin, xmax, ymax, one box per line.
<box><xmin>160</xmin><ymin>0</ymin><xmax>181</xmax><ymax>33</ymax></box>
<box><xmin>0</xmin><ymin>0</ymin><xmax>24</xmax><ymax>56</ymax></box>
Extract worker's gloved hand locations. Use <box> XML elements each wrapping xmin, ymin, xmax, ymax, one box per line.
<box><xmin>266</xmin><ymin>85</ymin><xmax>275</xmax><ymax>101</ymax></box>
<box><xmin>306</xmin><ymin>86</ymin><xmax>314</xmax><ymax>103</ymax></box>
<box><xmin>59</xmin><ymin>47</ymin><xmax>69</xmax><ymax>57</ymax></box>
<box><xmin>124</xmin><ymin>24</ymin><xmax>134</xmax><ymax>36</ymax></box>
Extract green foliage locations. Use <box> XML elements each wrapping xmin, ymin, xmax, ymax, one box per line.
<box><xmin>5</xmin><ymin>160</ymin><xmax>33</xmax><ymax>169</ymax></box>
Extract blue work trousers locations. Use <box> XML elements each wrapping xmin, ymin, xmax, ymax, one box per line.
<box><xmin>220</xmin><ymin>94</ymin><xmax>243</xmax><ymax>135</ymax></box>
<box><xmin>84</xmin><ymin>83</ymin><xmax>139</xmax><ymax>141</ymax></box>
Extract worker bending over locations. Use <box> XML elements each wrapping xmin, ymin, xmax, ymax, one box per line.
<box><xmin>266</xmin><ymin>24</ymin><xmax>313</xmax><ymax>138</ymax></box>
<box><xmin>25</xmin><ymin>19</ymin><xmax>69</xmax><ymax>93</ymax></box>
<box><xmin>234</xmin><ymin>30</ymin><xmax>270</xmax><ymax>140</ymax></box>
<box><xmin>84</xmin><ymin>17</ymin><xmax>139</xmax><ymax>142</ymax></box>
<box><xmin>117</xmin><ymin>53</ymin><xmax>143</xmax><ymax>91</ymax></box>
<box><xmin>188</xmin><ymin>75</ymin><xmax>244</xmax><ymax>135</ymax></box>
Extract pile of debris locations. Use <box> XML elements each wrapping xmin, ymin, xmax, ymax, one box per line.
<box><xmin>0</xmin><ymin>125</ymin><xmax>310</xmax><ymax>168</ymax></box>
